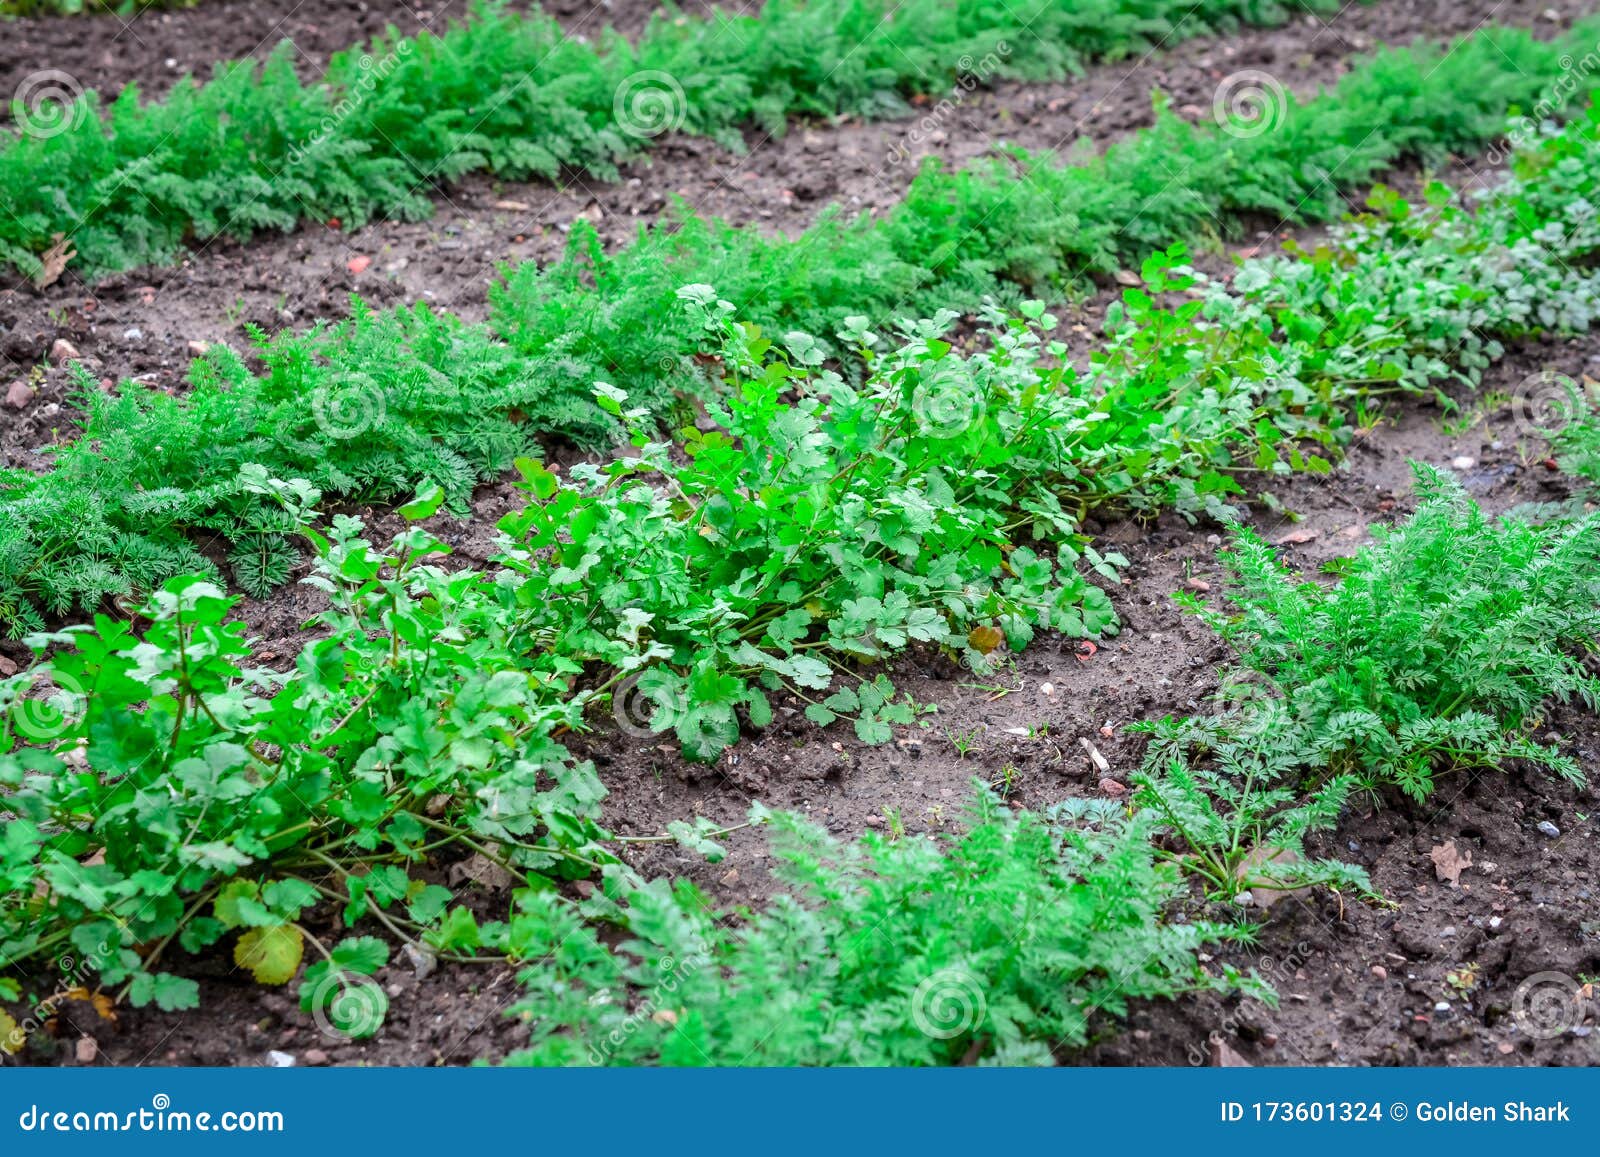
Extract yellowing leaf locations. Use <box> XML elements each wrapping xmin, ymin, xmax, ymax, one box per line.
<box><xmin>968</xmin><ymin>625</ymin><xmax>1004</xmax><ymax>655</ymax></box>
<box><xmin>235</xmin><ymin>925</ymin><xmax>305</xmax><ymax>985</ymax></box>
<box><xmin>62</xmin><ymin>987</ymin><xmax>117</xmax><ymax>1022</ymax></box>
<box><xmin>0</xmin><ymin>1010</ymin><xmax>22</xmax><ymax>1055</ymax></box>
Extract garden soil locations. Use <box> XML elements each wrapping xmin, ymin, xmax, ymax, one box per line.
<box><xmin>1</xmin><ymin>0</ymin><xmax>1597</xmax><ymax>1067</ymax></box>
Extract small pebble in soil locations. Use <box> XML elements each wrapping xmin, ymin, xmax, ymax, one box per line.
<box><xmin>1536</xmin><ymin>820</ymin><xmax>1561</xmax><ymax>838</ymax></box>
<box><xmin>1371</xmin><ymin>965</ymin><xmax>1387</xmax><ymax>980</ymax></box>
<box><xmin>1434</xmin><ymin>1002</ymin><xmax>1451</xmax><ymax>1013</ymax></box>
<box><xmin>1440</xmin><ymin>926</ymin><xmax>1457</xmax><ymax>939</ymax></box>
<box><xmin>266</xmin><ymin>1050</ymin><xmax>295</xmax><ymax>1068</ymax></box>
<box><xmin>1450</xmin><ymin>456</ymin><xmax>1476</xmax><ymax>470</ymax></box>
<box><xmin>1488</xmin><ymin>916</ymin><xmax>1503</xmax><ymax>930</ymax></box>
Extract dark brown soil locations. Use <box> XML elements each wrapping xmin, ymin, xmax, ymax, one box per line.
<box><xmin>20</xmin><ymin>332</ymin><xmax>1597</xmax><ymax>1068</ymax></box>
<box><xmin>0</xmin><ymin>0</ymin><xmax>730</xmax><ymax>108</ymax></box>
<box><xmin>3</xmin><ymin>0</ymin><xmax>1600</xmax><ymax>1068</ymax></box>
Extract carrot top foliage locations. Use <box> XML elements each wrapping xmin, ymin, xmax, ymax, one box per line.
<box><xmin>0</xmin><ymin>0</ymin><xmax>1349</xmax><ymax>280</ymax></box>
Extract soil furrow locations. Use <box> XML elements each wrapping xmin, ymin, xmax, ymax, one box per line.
<box><xmin>0</xmin><ymin>0</ymin><xmax>727</xmax><ymax>108</ymax></box>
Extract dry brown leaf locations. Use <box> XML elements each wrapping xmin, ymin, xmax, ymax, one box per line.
<box><xmin>1237</xmin><ymin>845</ymin><xmax>1309</xmax><ymax>909</ymax></box>
<box><xmin>34</xmin><ymin>234</ymin><xmax>76</xmax><ymax>290</ymax></box>
<box><xmin>1209</xmin><ymin>1035</ymin><xmax>1251</xmax><ymax>1066</ymax></box>
<box><xmin>1276</xmin><ymin>528</ymin><xmax>1321</xmax><ymax>545</ymax></box>
<box><xmin>447</xmin><ymin>851</ymin><xmax>515</xmax><ymax>891</ymax></box>
<box><xmin>1430</xmin><ymin>839</ymin><xmax>1473</xmax><ymax>886</ymax></box>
